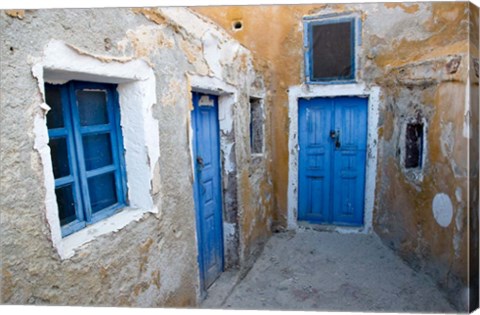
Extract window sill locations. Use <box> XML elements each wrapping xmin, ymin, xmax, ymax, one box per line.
<box><xmin>57</xmin><ymin>205</ymin><xmax>158</xmax><ymax>260</ymax></box>
<box><xmin>305</xmin><ymin>78</ymin><xmax>357</xmax><ymax>85</ymax></box>
<box><xmin>403</xmin><ymin>168</ymin><xmax>425</xmax><ymax>183</ymax></box>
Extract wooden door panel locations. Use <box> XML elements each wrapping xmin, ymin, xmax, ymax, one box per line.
<box><xmin>192</xmin><ymin>92</ymin><xmax>224</xmax><ymax>290</ymax></box>
<box><xmin>298</xmin><ymin>96</ymin><xmax>367</xmax><ymax>226</ymax></box>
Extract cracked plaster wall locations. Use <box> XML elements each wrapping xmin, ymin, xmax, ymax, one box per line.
<box><xmin>195</xmin><ymin>2</ymin><xmax>478</xmax><ymax>310</ymax></box>
<box><xmin>1</xmin><ymin>7</ymin><xmax>272</xmax><ymax>307</ymax></box>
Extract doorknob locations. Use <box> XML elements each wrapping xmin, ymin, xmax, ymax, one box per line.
<box><xmin>330</xmin><ymin>130</ymin><xmax>341</xmax><ymax>149</ymax></box>
<box><xmin>196</xmin><ymin>156</ymin><xmax>204</xmax><ymax>170</ymax></box>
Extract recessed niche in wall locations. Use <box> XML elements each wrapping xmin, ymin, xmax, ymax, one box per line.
<box><xmin>250</xmin><ymin>97</ymin><xmax>264</xmax><ymax>155</ymax></box>
<box><xmin>405</xmin><ymin>123</ymin><xmax>424</xmax><ymax>169</ymax></box>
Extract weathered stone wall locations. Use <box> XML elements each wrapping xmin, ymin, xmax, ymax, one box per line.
<box><xmin>195</xmin><ymin>2</ymin><xmax>476</xmax><ymax>310</ymax></box>
<box><xmin>1</xmin><ymin>7</ymin><xmax>272</xmax><ymax>306</ymax></box>
<box><xmin>369</xmin><ymin>4</ymin><xmax>475</xmax><ymax>310</ymax></box>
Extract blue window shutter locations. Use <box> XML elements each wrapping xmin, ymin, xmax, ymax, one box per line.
<box><xmin>304</xmin><ymin>17</ymin><xmax>357</xmax><ymax>84</ymax></box>
<box><xmin>46</xmin><ymin>84</ymin><xmax>86</xmax><ymax>236</ymax></box>
<box><xmin>45</xmin><ymin>81</ymin><xmax>127</xmax><ymax>237</ymax></box>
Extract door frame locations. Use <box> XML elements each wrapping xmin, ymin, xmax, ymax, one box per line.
<box><xmin>191</xmin><ymin>91</ymin><xmax>225</xmax><ymax>292</ymax></box>
<box><xmin>287</xmin><ymin>84</ymin><xmax>381</xmax><ymax>233</ymax></box>
<box><xmin>188</xmin><ymin>75</ymin><xmax>239</xmax><ymax>298</ymax></box>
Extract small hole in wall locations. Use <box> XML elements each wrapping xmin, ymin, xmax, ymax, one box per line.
<box><xmin>9</xmin><ymin>47</ymin><xmax>14</xmax><ymax>54</ymax></box>
<box><xmin>405</xmin><ymin>123</ymin><xmax>424</xmax><ymax>169</ymax></box>
<box><xmin>232</xmin><ymin>21</ymin><xmax>243</xmax><ymax>31</ymax></box>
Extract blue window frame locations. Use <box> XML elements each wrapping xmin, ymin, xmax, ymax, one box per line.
<box><xmin>304</xmin><ymin>16</ymin><xmax>357</xmax><ymax>84</ymax></box>
<box><xmin>45</xmin><ymin>81</ymin><xmax>127</xmax><ymax>237</ymax></box>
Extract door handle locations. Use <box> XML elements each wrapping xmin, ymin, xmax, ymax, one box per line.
<box><xmin>330</xmin><ymin>130</ymin><xmax>341</xmax><ymax>149</ymax></box>
<box><xmin>335</xmin><ymin>130</ymin><xmax>341</xmax><ymax>149</ymax></box>
<box><xmin>196</xmin><ymin>156</ymin><xmax>204</xmax><ymax>170</ymax></box>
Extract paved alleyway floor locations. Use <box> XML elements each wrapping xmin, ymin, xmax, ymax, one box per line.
<box><xmin>202</xmin><ymin>228</ymin><xmax>455</xmax><ymax>312</ymax></box>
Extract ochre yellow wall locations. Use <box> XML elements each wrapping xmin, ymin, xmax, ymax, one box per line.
<box><xmin>195</xmin><ymin>4</ymin><xmax>328</xmax><ymax>225</ymax></box>
<box><xmin>193</xmin><ymin>3</ymin><xmax>475</xmax><ymax>309</ymax></box>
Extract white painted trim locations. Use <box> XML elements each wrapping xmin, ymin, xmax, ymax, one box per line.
<box><xmin>189</xmin><ymin>75</ymin><xmax>237</xmax><ymax>97</ymax></box>
<box><xmin>32</xmin><ymin>40</ymin><xmax>159</xmax><ymax>259</ymax></box>
<box><xmin>188</xmin><ymin>75</ymin><xmax>238</xmax><ymax>177</ymax></box>
<box><xmin>287</xmin><ymin>83</ymin><xmax>380</xmax><ymax>233</ymax></box>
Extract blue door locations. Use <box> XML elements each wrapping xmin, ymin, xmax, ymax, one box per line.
<box><xmin>298</xmin><ymin>97</ymin><xmax>367</xmax><ymax>226</ymax></box>
<box><xmin>192</xmin><ymin>92</ymin><xmax>224</xmax><ymax>290</ymax></box>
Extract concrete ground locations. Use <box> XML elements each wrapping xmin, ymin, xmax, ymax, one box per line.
<box><xmin>202</xmin><ymin>228</ymin><xmax>456</xmax><ymax>312</ymax></box>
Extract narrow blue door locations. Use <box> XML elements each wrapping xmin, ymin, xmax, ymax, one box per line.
<box><xmin>298</xmin><ymin>97</ymin><xmax>367</xmax><ymax>226</ymax></box>
<box><xmin>191</xmin><ymin>92</ymin><xmax>224</xmax><ymax>291</ymax></box>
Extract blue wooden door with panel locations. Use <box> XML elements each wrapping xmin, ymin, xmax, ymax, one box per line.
<box><xmin>191</xmin><ymin>92</ymin><xmax>224</xmax><ymax>291</ymax></box>
<box><xmin>298</xmin><ymin>97</ymin><xmax>367</xmax><ymax>226</ymax></box>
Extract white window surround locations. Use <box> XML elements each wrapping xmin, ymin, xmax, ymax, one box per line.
<box><xmin>287</xmin><ymin>83</ymin><xmax>380</xmax><ymax>233</ymax></box>
<box><xmin>32</xmin><ymin>40</ymin><xmax>159</xmax><ymax>259</ymax></box>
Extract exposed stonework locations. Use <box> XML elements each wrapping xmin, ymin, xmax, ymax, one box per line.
<box><xmin>4</xmin><ymin>9</ymin><xmax>25</xmax><ymax>20</ymax></box>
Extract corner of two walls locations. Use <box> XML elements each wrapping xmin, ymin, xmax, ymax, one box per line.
<box><xmin>371</xmin><ymin>2</ymin><xmax>476</xmax><ymax>310</ymax></box>
<box><xmin>226</xmin><ymin>48</ymin><xmax>274</xmax><ymax>274</ymax></box>
<box><xmin>179</xmin><ymin>7</ymin><xmax>274</xmax><ymax>272</ymax></box>
<box><xmin>0</xmin><ymin>6</ymin><xmax>273</xmax><ymax>307</ymax></box>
